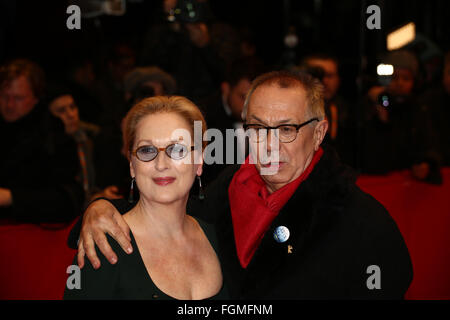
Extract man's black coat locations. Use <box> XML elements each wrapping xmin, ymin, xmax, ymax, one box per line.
<box><xmin>197</xmin><ymin>145</ymin><xmax>412</xmax><ymax>299</ymax></box>
<box><xmin>0</xmin><ymin>105</ymin><xmax>84</xmax><ymax>222</ymax></box>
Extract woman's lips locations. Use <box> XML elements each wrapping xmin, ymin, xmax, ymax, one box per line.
<box><xmin>152</xmin><ymin>177</ymin><xmax>176</xmax><ymax>186</ymax></box>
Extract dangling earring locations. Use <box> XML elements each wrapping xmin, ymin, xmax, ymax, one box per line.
<box><xmin>128</xmin><ymin>177</ymin><xmax>135</xmax><ymax>203</ymax></box>
<box><xmin>197</xmin><ymin>175</ymin><xmax>205</xmax><ymax>200</ymax></box>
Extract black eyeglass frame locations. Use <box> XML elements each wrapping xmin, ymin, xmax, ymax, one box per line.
<box><xmin>131</xmin><ymin>144</ymin><xmax>196</xmax><ymax>162</ymax></box>
<box><xmin>243</xmin><ymin>117</ymin><xmax>320</xmax><ymax>143</ymax></box>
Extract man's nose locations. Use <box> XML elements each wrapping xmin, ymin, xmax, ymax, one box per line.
<box><xmin>265</xmin><ymin>129</ymin><xmax>280</xmax><ymax>154</ymax></box>
<box><xmin>68</xmin><ymin>108</ymin><xmax>78</xmax><ymax>119</ymax></box>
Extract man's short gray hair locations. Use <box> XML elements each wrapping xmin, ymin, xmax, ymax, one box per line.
<box><xmin>241</xmin><ymin>70</ymin><xmax>325</xmax><ymax>121</ymax></box>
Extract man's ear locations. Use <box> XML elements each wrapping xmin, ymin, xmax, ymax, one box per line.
<box><xmin>313</xmin><ymin>119</ymin><xmax>328</xmax><ymax>151</ymax></box>
<box><xmin>221</xmin><ymin>82</ymin><xmax>230</xmax><ymax>99</ymax></box>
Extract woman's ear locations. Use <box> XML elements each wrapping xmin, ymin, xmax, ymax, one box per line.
<box><xmin>194</xmin><ymin>147</ymin><xmax>203</xmax><ymax>167</ymax></box>
<box><xmin>196</xmin><ymin>163</ymin><xmax>203</xmax><ymax>177</ymax></box>
<box><xmin>130</xmin><ymin>160</ymin><xmax>135</xmax><ymax>178</ymax></box>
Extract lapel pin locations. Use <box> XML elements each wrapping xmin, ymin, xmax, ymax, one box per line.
<box><xmin>273</xmin><ymin>226</ymin><xmax>290</xmax><ymax>243</ymax></box>
<box><xmin>287</xmin><ymin>245</ymin><xmax>293</xmax><ymax>254</ymax></box>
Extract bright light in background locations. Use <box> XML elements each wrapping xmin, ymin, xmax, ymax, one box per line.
<box><xmin>387</xmin><ymin>22</ymin><xmax>416</xmax><ymax>51</ymax></box>
<box><xmin>377</xmin><ymin>64</ymin><xmax>394</xmax><ymax>76</ymax></box>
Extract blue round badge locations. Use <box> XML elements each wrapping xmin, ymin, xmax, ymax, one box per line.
<box><xmin>273</xmin><ymin>226</ymin><xmax>290</xmax><ymax>243</ymax></box>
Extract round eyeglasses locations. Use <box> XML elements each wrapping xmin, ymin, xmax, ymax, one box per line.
<box><xmin>132</xmin><ymin>143</ymin><xmax>195</xmax><ymax>162</ymax></box>
<box><xmin>243</xmin><ymin>118</ymin><xmax>319</xmax><ymax>143</ymax></box>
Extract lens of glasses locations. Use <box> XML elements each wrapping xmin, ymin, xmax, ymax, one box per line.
<box><xmin>247</xmin><ymin>125</ymin><xmax>297</xmax><ymax>143</ymax></box>
<box><xmin>136</xmin><ymin>145</ymin><xmax>158</xmax><ymax>161</ymax></box>
<box><xmin>246</xmin><ymin>125</ymin><xmax>266</xmax><ymax>143</ymax></box>
<box><xmin>166</xmin><ymin>144</ymin><xmax>188</xmax><ymax>160</ymax></box>
<box><xmin>278</xmin><ymin>125</ymin><xmax>297</xmax><ymax>142</ymax></box>
<box><xmin>135</xmin><ymin>143</ymin><xmax>190</xmax><ymax>162</ymax></box>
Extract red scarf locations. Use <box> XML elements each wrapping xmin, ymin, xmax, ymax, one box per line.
<box><xmin>228</xmin><ymin>147</ymin><xmax>323</xmax><ymax>268</ymax></box>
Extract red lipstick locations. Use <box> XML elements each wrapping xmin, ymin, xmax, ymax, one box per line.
<box><xmin>153</xmin><ymin>177</ymin><xmax>176</xmax><ymax>186</ymax></box>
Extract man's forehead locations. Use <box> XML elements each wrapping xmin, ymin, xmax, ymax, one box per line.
<box><xmin>2</xmin><ymin>75</ymin><xmax>32</xmax><ymax>92</ymax></box>
<box><xmin>247</xmin><ymin>84</ymin><xmax>307</xmax><ymax>121</ymax></box>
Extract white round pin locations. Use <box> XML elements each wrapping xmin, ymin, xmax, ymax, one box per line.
<box><xmin>273</xmin><ymin>226</ymin><xmax>290</xmax><ymax>243</ymax></box>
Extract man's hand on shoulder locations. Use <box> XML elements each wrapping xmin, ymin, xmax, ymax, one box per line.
<box><xmin>77</xmin><ymin>199</ymin><xmax>132</xmax><ymax>269</ymax></box>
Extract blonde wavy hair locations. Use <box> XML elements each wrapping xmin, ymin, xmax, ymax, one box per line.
<box><xmin>123</xmin><ymin>96</ymin><xmax>207</xmax><ymax>160</ymax></box>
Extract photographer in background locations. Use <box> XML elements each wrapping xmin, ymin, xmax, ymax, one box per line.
<box><xmin>362</xmin><ymin>50</ymin><xmax>441</xmax><ymax>183</ymax></box>
<box><xmin>139</xmin><ymin>0</ymin><xmax>225</xmax><ymax>103</ymax></box>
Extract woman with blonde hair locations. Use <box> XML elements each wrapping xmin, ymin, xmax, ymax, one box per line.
<box><xmin>65</xmin><ymin>96</ymin><xmax>226</xmax><ymax>300</ymax></box>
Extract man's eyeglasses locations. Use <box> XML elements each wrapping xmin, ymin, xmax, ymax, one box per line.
<box><xmin>243</xmin><ymin>118</ymin><xmax>319</xmax><ymax>143</ymax></box>
<box><xmin>132</xmin><ymin>143</ymin><xmax>195</xmax><ymax>162</ymax></box>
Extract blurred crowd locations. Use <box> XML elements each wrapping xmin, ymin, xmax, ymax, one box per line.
<box><xmin>0</xmin><ymin>1</ymin><xmax>449</xmax><ymax>223</ymax></box>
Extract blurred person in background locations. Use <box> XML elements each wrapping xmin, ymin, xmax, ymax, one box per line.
<box><xmin>139</xmin><ymin>0</ymin><xmax>225</xmax><ymax>102</ymax></box>
<box><xmin>417</xmin><ymin>50</ymin><xmax>450</xmax><ymax>167</ymax></box>
<box><xmin>199</xmin><ymin>57</ymin><xmax>265</xmax><ymax>185</ymax></box>
<box><xmin>0</xmin><ymin>59</ymin><xmax>83</xmax><ymax>223</ymax></box>
<box><xmin>362</xmin><ymin>50</ymin><xmax>441</xmax><ymax>183</ymax></box>
<box><xmin>47</xmin><ymin>87</ymin><xmax>122</xmax><ymax>206</ymax></box>
<box><xmin>124</xmin><ymin>66</ymin><xmax>177</xmax><ymax>105</ymax></box>
<box><xmin>300</xmin><ymin>53</ymin><xmax>355</xmax><ymax>167</ymax></box>
<box><xmin>65</xmin><ymin>55</ymin><xmax>103</xmax><ymax>126</ymax></box>
<box><xmin>92</xmin><ymin>42</ymin><xmax>136</xmax><ymax>130</ymax></box>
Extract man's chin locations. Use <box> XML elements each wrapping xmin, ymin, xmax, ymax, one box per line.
<box><xmin>260</xmin><ymin>174</ymin><xmax>292</xmax><ymax>193</ymax></box>
<box><xmin>1</xmin><ymin>113</ymin><xmax>19</xmax><ymax>123</ymax></box>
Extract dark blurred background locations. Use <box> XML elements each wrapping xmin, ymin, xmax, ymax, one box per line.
<box><xmin>1</xmin><ymin>0</ymin><xmax>448</xmax><ymax>97</ymax></box>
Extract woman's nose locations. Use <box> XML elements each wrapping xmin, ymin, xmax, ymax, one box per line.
<box><xmin>154</xmin><ymin>149</ymin><xmax>170</xmax><ymax>171</ymax></box>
